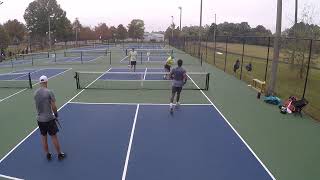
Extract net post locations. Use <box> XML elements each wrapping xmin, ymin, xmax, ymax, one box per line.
<box><xmin>109</xmin><ymin>51</ymin><xmax>112</xmax><ymax>65</ymax></box>
<box><xmin>64</xmin><ymin>51</ymin><xmax>66</xmax><ymax>57</ymax></box>
<box><xmin>125</xmin><ymin>49</ymin><xmax>128</xmax><ymax>56</ymax></box>
<box><xmin>47</xmin><ymin>51</ymin><xmax>49</xmax><ymax>58</ymax></box>
<box><xmin>32</xmin><ymin>55</ymin><xmax>34</xmax><ymax>66</ymax></box>
<box><xmin>81</xmin><ymin>51</ymin><xmax>83</xmax><ymax>64</ymax></box>
<box><xmin>28</xmin><ymin>73</ymin><xmax>32</xmax><ymax>89</ymax></box>
<box><xmin>54</xmin><ymin>51</ymin><xmax>57</xmax><ymax>62</ymax></box>
<box><xmin>140</xmin><ymin>52</ymin><xmax>143</xmax><ymax>64</ymax></box>
<box><xmin>11</xmin><ymin>58</ymin><xmax>14</xmax><ymax>68</ymax></box>
<box><xmin>206</xmin><ymin>73</ymin><xmax>210</xmax><ymax>91</ymax></box>
<box><xmin>200</xmin><ymin>53</ymin><xmax>203</xmax><ymax>66</ymax></box>
<box><xmin>75</xmin><ymin>72</ymin><xmax>80</xmax><ymax>89</ymax></box>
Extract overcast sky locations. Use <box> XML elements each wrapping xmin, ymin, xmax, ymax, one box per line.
<box><xmin>0</xmin><ymin>0</ymin><xmax>319</xmax><ymax>32</ymax></box>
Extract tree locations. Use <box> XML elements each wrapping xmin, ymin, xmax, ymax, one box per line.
<box><xmin>0</xmin><ymin>25</ymin><xmax>10</xmax><ymax>49</ymax></box>
<box><xmin>116</xmin><ymin>24</ymin><xmax>128</xmax><ymax>40</ymax></box>
<box><xmin>94</xmin><ymin>23</ymin><xmax>111</xmax><ymax>40</ymax></box>
<box><xmin>80</xmin><ymin>26</ymin><xmax>95</xmax><ymax>41</ymax></box>
<box><xmin>128</xmin><ymin>19</ymin><xmax>145</xmax><ymax>40</ymax></box>
<box><xmin>24</xmin><ymin>0</ymin><xmax>72</xmax><ymax>46</ymax></box>
<box><xmin>3</xmin><ymin>19</ymin><xmax>26</xmax><ymax>44</ymax></box>
<box><xmin>109</xmin><ymin>26</ymin><xmax>117</xmax><ymax>40</ymax></box>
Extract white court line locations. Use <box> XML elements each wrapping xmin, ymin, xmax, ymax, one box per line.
<box><xmin>187</xmin><ymin>74</ymin><xmax>276</xmax><ymax>180</ymax></box>
<box><xmin>143</xmin><ymin>68</ymin><xmax>147</xmax><ymax>80</ymax></box>
<box><xmin>120</xmin><ymin>56</ymin><xmax>128</xmax><ymax>62</ymax></box>
<box><xmin>0</xmin><ymin>68</ymin><xmax>112</xmax><ymax>178</ymax></box>
<box><xmin>0</xmin><ymin>174</ymin><xmax>24</xmax><ymax>180</ymax></box>
<box><xmin>121</xmin><ymin>104</ymin><xmax>140</xmax><ymax>180</ymax></box>
<box><xmin>69</xmin><ymin>102</ymin><xmax>212</xmax><ymax>106</ymax></box>
<box><xmin>0</xmin><ymin>68</ymin><xmax>72</xmax><ymax>103</ymax></box>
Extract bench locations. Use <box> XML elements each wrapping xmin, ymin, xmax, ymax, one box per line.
<box><xmin>252</xmin><ymin>79</ymin><xmax>266</xmax><ymax>93</ymax></box>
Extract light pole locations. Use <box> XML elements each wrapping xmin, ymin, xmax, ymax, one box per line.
<box><xmin>171</xmin><ymin>16</ymin><xmax>174</xmax><ymax>39</ymax></box>
<box><xmin>198</xmin><ymin>0</ymin><xmax>203</xmax><ymax>57</ymax></box>
<box><xmin>178</xmin><ymin>6</ymin><xmax>182</xmax><ymax>31</ymax></box>
<box><xmin>48</xmin><ymin>15</ymin><xmax>54</xmax><ymax>51</ymax></box>
<box><xmin>267</xmin><ymin>0</ymin><xmax>282</xmax><ymax>95</ymax></box>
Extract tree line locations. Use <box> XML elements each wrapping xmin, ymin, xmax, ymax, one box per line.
<box><xmin>0</xmin><ymin>0</ymin><xmax>145</xmax><ymax>51</ymax></box>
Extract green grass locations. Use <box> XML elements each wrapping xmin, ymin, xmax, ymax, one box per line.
<box><xmin>1</xmin><ymin>44</ymin><xmax>320</xmax><ymax>179</ymax></box>
<box><xmin>185</xmin><ymin>43</ymin><xmax>320</xmax><ymax>121</ymax></box>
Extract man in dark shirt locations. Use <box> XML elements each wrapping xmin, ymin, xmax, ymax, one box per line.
<box><xmin>169</xmin><ymin>59</ymin><xmax>187</xmax><ymax>113</ymax></box>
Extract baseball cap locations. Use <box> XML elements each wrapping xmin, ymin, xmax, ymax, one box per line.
<box><xmin>39</xmin><ymin>75</ymin><xmax>48</xmax><ymax>83</ymax></box>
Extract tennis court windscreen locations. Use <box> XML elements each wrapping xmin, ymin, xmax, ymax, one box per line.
<box><xmin>0</xmin><ymin>73</ymin><xmax>32</xmax><ymax>88</ymax></box>
<box><xmin>75</xmin><ymin>72</ymin><xmax>210</xmax><ymax>90</ymax></box>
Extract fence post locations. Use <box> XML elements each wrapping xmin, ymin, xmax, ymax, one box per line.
<box><xmin>205</xmin><ymin>36</ymin><xmax>208</xmax><ymax>61</ymax></box>
<box><xmin>264</xmin><ymin>37</ymin><xmax>271</xmax><ymax>82</ymax></box>
<box><xmin>213</xmin><ymin>36</ymin><xmax>217</xmax><ymax>65</ymax></box>
<box><xmin>240</xmin><ymin>38</ymin><xmax>246</xmax><ymax>80</ymax></box>
<box><xmin>302</xmin><ymin>39</ymin><xmax>313</xmax><ymax>99</ymax></box>
<box><xmin>224</xmin><ymin>36</ymin><xmax>229</xmax><ymax>72</ymax></box>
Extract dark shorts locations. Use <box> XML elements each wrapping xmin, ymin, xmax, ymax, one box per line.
<box><xmin>172</xmin><ymin>86</ymin><xmax>183</xmax><ymax>94</ymax></box>
<box><xmin>164</xmin><ymin>64</ymin><xmax>171</xmax><ymax>72</ymax></box>
<box><xmin>131</xmin><ymin>61</ymin><xmax>137</xmax><ymax>66</ymax></box>
<box><xmin>38</xmin><ymin>120</ymin><xmax>59</xmax><ymax>136</ymax></box>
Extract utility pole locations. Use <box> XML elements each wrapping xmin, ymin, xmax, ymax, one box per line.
<box><xmin>267</xmin><ymin>0</ymin><xmax>282</xmax><ymax>95</ymax></box>
<box><xmin>178</xmin><ymin>6</ymin><xmax>182</xmax><ymax>31</ymax></box>
<box><xmin>198</xmin><ymin>0</ymin><xmax>203</xmax><ymax>57</ymax></box>
<box><xmin>171</xmin><ymin>16</ymin><xmax>174</xmax><ymax>39</ymax></box>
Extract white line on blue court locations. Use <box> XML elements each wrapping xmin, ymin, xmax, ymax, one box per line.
<box><xmin>0</xmin><ymin>68</ymin><xmax>72</xmax><ymax>104</ymax></box>
<box><xmin>186</xmin><ymin>74</ymin><xmax>276</xmax><ymax>180</ymax></box>
<box><xmin>122</xmin><ymin>104</ymin><xmax>140</xmax><ymax>180</ymax></box>
<box><xmin>0</xmin><ymin>174</ymin><xmax>24</xmax><ymax>180</ymax></box>
<box><xmin>0</xmin><ymin>68</ymin><xmax>111</xmax><ymax>169</ymax></box>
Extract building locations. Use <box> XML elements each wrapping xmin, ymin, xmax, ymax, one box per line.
<box><xmin>143</xmin><ymin>32</ymin><xmax>164</xmax><ymax>42</ymax></box>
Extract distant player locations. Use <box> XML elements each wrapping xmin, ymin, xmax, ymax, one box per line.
<box><xmin>128</xmin><ymin>48</ymin><xmax>137</xmax><ymax>72</ymax></box>
<box><xmin>34</xmin><ymin>75</ymin><xmax>66</xmax><ymax>160</ymax></box>
<box><xmin>163</xmin><ymin>54</ymin><xmax>175</xmax><ymax>79</ymax></box>
<box><xmin>169</xmin><ymin>59</ymin><xmax>187</xmax><ymax>112</ymax></box>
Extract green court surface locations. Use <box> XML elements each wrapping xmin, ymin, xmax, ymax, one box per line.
<box><xmin>0</xmin><ymin>45</ymin><xmax>320</xmax><ymax>179</ymax></box>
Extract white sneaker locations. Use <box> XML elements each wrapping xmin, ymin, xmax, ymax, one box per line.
<box><xmin>170</xmin><ymin>103</ymin><xmax>174</xmax><ymax>112</ymax></box>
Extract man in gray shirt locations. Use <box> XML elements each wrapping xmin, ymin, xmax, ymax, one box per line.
<box><xmin>169</xmin><ymin>59</ymin><xmax>187</xmax><ymax>112</ymax></box>
<box><xmin>34</xmin><ymin>75</ymin><xmax>65</xmax><ymax>160</ymax></box>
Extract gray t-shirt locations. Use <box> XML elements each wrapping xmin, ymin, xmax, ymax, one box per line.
<box><xmin>34</xmin><ymin>88</ymin><xmax>56</xmax><ymax>122</ymax></box>
<box><xmin>170</xmin><ymin>67</ymin><xmax>187</xmax><ymax>87</ymax></box>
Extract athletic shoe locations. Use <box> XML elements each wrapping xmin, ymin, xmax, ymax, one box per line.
<box><xmin>46</xmin><ymin>153</ymin><xmax>52</xmax><ymax>161</ymax></box>
<box><xmin>170</xmin><ymin>103</ymin><xmax>174</xmax><ymax>113</ymax></box>
<box><xmin>58</xmin><ymin>153</ymin><xmax>66</xmax><ymax>160</ymax></box>
<box><xmin>176</xmin><ymin>102</ymin><xmax>180</xmax><ymax>108</ymax></box>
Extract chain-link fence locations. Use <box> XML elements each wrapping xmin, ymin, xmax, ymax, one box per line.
<box><xmin>170</xmin><ymin>35</ymin><xmax>320</xmax><ymax>121</ymax></box>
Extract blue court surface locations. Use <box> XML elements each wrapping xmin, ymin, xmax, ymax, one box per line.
<box><xmin>0</xmin><ymin>103</ymin><xmax>274</xmax><ymax>180</ymax></box>
<box><xmin>0</xmin><ymin>68</ymin><xmax>70</xmax><ymax>82</ymax></box>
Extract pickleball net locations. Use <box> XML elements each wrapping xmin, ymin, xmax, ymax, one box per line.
<box><xmin>75</xmin><ymin>71</ymin><xmax>210</xmax><ymax>90</ymax></box>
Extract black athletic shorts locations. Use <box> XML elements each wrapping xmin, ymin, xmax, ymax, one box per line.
<box><xmin>172</xmin><ymin>86</ymin><xmax>183</xmax><ymax>94</ymax></box>
<box><xmin>164</xmin><ymin>64</ymin><xmax>171</xmax><ymax>72</ymax></box>
<box><xmin>131</xmin><ymin>61</ymin><xmax>137</xmax><ymax>66</ymax></box>
<box><xmin>38</xmin><ymin>120</ymin><xmax>59</xmax><ymax>136</ymax></box>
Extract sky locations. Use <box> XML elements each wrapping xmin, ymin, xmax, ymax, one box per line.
<box><xmin>0</xmin><ymin>0</ymin><xmax>319</xmax><ymax>32</ymax></box>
